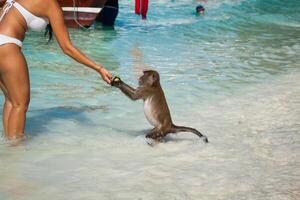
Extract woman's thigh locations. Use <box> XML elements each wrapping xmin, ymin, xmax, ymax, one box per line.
<box><xmin>0</xmin><ymin>44</ymin><xmax>30</xmax><ymax>106</ymax></box>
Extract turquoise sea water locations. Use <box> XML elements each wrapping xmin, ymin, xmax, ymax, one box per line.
<box><xmin>1</xmin><ymin>0</ymin><xmax>300</xmax><ymax>199</ymax></box>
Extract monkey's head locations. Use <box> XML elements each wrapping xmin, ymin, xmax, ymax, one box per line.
<box><xmin>139</xmin><ymin>70</ymin><xmax>160</xmax><ymax>87</ymax></box>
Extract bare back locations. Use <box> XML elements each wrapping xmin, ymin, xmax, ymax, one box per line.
<box><xmin>147</xmin><ymin>85</ymin><xmax>172</xmax><ymax>126</ymax></box>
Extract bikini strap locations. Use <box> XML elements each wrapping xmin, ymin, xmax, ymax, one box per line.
<box><xmin>0</xmin><ymin>0</ymin><xmax>15</xmax><ymax>22</ymax></box>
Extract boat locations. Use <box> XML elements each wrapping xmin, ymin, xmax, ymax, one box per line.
<box><xmin>57</xmin><ymin>0</ymin><xmax>107</xmax><ymax>28</ymax></box>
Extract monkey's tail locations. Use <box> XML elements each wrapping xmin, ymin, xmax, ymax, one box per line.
<box><xmin>171</xmin><ymin>125</ymin><xmax>208</xmax><ymax>143</ymax></box>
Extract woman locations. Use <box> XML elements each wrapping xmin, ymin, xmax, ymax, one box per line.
<box><xmin>0</xmin><ymin>0</ymin><xmax>112</xmax><ymax>140</ymax></box>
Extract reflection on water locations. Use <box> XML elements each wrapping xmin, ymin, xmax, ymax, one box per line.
<box><xmin>0</xmin><ymin>0</ymin><xmax>300</xmax><ymax>199</ymax></box>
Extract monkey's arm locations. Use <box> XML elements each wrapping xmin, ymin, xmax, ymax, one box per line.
<box><xmin>111</xmin><ymin>78</ymin><xmax>142</xmax><ymax>101</ymax></box>
<box><xmin>117</xmin><ymin>81</ymin><xmax>143</xmax><ymax>101</ymax></box>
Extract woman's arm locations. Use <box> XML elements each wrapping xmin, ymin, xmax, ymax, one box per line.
<box><xmin>45</xmin><ymin>0</ymin><xmax>112</xmax><ymax>84</ymax></box>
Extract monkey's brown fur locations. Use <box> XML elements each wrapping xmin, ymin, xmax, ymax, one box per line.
<box><xmin>112</xmin><ymin>70</ymin><xmax>208</xmax><ymax>143</ymax></box>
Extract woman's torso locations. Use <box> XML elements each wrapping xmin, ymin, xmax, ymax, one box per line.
<box><xmin>0</xmin><ymin>0</ymin><xmax>49</xmax><ymax>41</ymax></box>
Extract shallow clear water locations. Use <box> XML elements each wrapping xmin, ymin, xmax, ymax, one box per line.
<box><xmin>1</xmin><ymin>0</ymin><xmax>300</xmax><ymax>199</ymax></box>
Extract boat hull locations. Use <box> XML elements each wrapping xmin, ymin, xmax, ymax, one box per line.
<box><xmin>58</xmin><ymin>0</ymin><xmax>106</xmax><ymax>28</ymax></box>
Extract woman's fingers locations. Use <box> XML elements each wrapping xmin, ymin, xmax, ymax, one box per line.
<box><xmin>105</xmin><ymin>71</ymin><xmax>112</xmax><ymax>84</ymax></box>
<box><xmin>104</xmin><ymin>75</ymin><xmax>112</xmax><ymax>84</ymax></box>
<box><xmin>99</xmin><ymin>68</ymin><xmax>112</xmax><ymax>84</ymax></box>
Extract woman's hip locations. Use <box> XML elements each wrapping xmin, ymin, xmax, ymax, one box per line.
<box><xmin>0</xmin><ymin>34</ymin><xmax>22</xmax><ymax>48</ymax></box>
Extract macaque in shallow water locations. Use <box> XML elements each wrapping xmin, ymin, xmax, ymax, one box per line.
<box><xmin>111</xmin><ymin>70</ymin><xmax>208</xmax><ymax>143</ymax></box>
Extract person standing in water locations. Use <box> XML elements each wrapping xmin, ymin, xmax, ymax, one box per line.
<box><xmin>96</xmin><ymin>0</ymin><xmax>119</xmax><ymax>26</ymax></box>
<box><xmin>0</xmin><ymin>0</ymin><xmax>112</xmax><ymax>140</ymax></box>
<box><xmin>135</xmin><ymin>0</ymin><xmax>149</xmax><ymax>19</ymax></box>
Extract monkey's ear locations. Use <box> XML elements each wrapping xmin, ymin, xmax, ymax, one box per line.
<box><xmin>149</xmin><ymin>73</ymin><xmax>158</xmax><ymax>85</ymax></box>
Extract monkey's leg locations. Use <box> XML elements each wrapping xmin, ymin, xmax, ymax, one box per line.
<box><xmin>146</xmin><ymin>129</ymin><xmax>167</xmax><ymax>142</ymax></box>
<box><xmin>145</xmin><ymin>128</ymin><xmax>156</xmax><ymax>138</ymax></box>
<box><xmin>157</xmin><ymin>130</ymin><xmax>170</xmax><ymax>141</ymax></box>
<box><xmin>171</xmin><ymin>125</ymin><xmax>208</xmax><ymax>143</ymax></box>
<box><xmin>145</xmin><ymin>128</ymin><xmax>162</xmax><ymax>141</ymax></box>
<box><xmin>145</xmin><ymin>128</ymin><xmax>163</xmax><ymax>146</ymax></box>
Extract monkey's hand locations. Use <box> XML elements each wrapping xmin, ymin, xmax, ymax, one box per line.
<box><xmin>111</xmin><ymin>76</ymin><xmax>123</xmax><ymax>87</ymax></box>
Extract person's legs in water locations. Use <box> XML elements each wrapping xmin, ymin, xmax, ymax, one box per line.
<box><xmin>135</xmin><ymin>0</ymin><xmax>149</xmax><ymax>19</ymax></box>
<box><xmin>0</xmin><ymin>44</ymin><xmax>30</xmax><ymax>140</ymax></box>
<box><xmin>141</xmin><ymin>0</ymin><xmax>149</xmax><ymax>19</ymax></box>
<box><xmin>96</xmin><ymin>0</ymin><xmax>119</xmax><ymax>26</ymax></box>
<box><xmin>135</xmin><ymin>0</ymin><xmax>141</xmax><ymax>15</ymax></box>
<box><xmin>0</xmin><ymin>77</ymin><xmax>13</xmax><ymax>135</ymax></box>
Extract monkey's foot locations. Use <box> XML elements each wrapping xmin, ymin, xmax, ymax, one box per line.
<box><xmin>111</xmin><ymin>76</ymin><xmax>122</xmax><ymax>86</ymax></box>
<box><xmin>146</xmin><ymin>138</ymin><xmax>159</xmax><ymax>147</ymax></box>
<box><xmin>145</xmin><ymin>132</ymin><xmax>155</xmax><ymax>139</ymax></box>
<box><xmin>146</xmin><ymin>133</ymin><xmax>165</xmax><ymax>143</ymax></box>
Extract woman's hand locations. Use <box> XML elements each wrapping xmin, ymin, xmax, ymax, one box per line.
<box><xmin>97</xmin><ymin>67</ymin><xmax>112</xmax><ymax>85</ymax></box>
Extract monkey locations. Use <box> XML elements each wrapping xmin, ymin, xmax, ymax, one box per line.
<box><xmin>111</xmin><ymin>70</ymin><xmax>208</xmax><ymax>143</ymax></box>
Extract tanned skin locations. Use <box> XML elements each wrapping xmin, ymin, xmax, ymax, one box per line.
<box><xmin>0</xmin><ymin>0</ymin><xmax>112</xmax><ymax>140</ymax></box>
<box><xmin>112</xmin><ymin>70</ymin><xmax>208</xmax><ymax>143</ymax></box>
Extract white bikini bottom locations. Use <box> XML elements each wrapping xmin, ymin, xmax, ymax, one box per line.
<box><xmin>0</xmin><ymin>34</ymin><xmax>22</xmax><ymax>48</ymax></box>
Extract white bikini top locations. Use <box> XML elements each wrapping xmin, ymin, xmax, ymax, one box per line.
<box><xmin>0</xmin><ymin>0</ymin><xmax>49</xmax><ymax>31</ymax></box>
